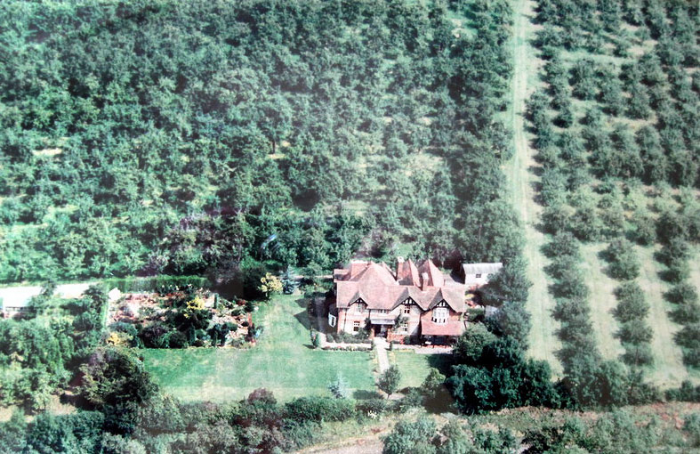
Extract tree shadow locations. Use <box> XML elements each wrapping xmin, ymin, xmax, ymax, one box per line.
<box><xmin>424</xmin><ymin>389</ymin><xmax>457</xmax><ymax>414</ymax></box>
<box><xmin>293</xmin><ymin>310</ymin><xmax>311</xmax><ymax>331</ymax></box>
<box><xmin>658</xmin><ymin>269</ymin><xmax>684</xmax><ymax>284</ymax></box>
<box><xmin>427</xmin><ymin>354</ymin><xmax>454</xmax><ymax>376</ymax></box>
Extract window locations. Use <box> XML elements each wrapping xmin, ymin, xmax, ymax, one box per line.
<box><xmin>328</xmin><ymin>314</ymin><xmax>337</xmax><ymax>327</ymax></box>
<box><xmin>403</xmin><ymin>305</ymin><xmax>411</xmax><ymax>315</ymax></box>
<box><xmin>375</xmin><ymin>309</ymin><xmax>387</xmax><ymax>314</ymax></box>
<box><xmin>432</xmin><ymin>307</ymin><xmax>448</xmax><ymax>324</ymax></box>
<box><xmin>475</xmin><ymin>273</ymin><xmax>482</xmax><ymax>279</ymax></box>
<box><xmin>355</xmin><ymin>302</ymin><xmax>366</xmax><ymax>314</ymax></box>
<box><xmin>396</xmin><ymin>315</ymin><xmax>409</xmax><ymax>333</ymax></box>
<box><xmin>353</xmin><ymin>321</ymin><xmax>361</xmax><ymax>332</ymax></box>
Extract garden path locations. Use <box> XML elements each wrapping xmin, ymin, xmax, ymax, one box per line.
<box><xmin>374</xmin><ymin>338</ymin><xmax>390</xmax><ymax>373</ymax></box>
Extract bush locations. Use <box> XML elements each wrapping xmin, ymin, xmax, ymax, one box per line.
<box><xmin>629</xmin><ymin>212</ymin><xmax>657</xmax><ymax>245</ymax></box>
<box><xmin>397</xmin><ymin>389</ymin><xmax>424</xmax><ymax>412</ymax></box>
<box><xmin>139</xmin><ymin>323</ymin><xmax>171</xmax><ymax>348</ymax></box>
<box><xmin>684</xmin><ymin>413</ymin><xmax>700</xmax><ymax>448</ymax></box>
<box><xmin>666</xmin><ymin>380</ymin><xmax>700</xmax><ymax>402</ymax></box>
<box><xmin>284</xmin><ymin>397</ymin><xmax>355</xmax><ymax>423</ymax></box>
<box><xmin>356</xmin><ymin>398</ymin><xmax>388</xmax><ymax>416</ymax></box>
<box><xmin>382</xmin><ymin>417</ymin><xmax>436</xmax><ymax>454</ymax></box>
<box><xmin>168</xmin><ymin>331</ymin><xmax>189</xmax><ymax>349</ymax></box>
<box><xmin>327</xmin><ymin>331</ymin><xmax>370</xmax><ymax>344</ymax></box>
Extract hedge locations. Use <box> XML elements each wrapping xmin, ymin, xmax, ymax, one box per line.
<box><xmin>103</xmin><ymin>275</ymin><xmax>211</xmax><ymax>293</ymax></box>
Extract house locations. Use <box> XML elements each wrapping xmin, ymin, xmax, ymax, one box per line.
<box><xmin>0</xmin><ymin>299</ymin><xmax>32</xmax><ymax>318</ymax></box>
<box><xmin>460</xmin><ymin>262</ymin><xmax>503</xmax><ymax>289</ymax></box>
<box><xmin>329</xmin><ymin>258</ymin><xmax>470</xmax><ymax>344</ymax></box>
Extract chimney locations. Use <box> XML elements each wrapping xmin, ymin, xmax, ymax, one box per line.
<box><xmin>396</xmin><ymin>257</ymin><xmax>404</xmax><ymax>281</ymax></box>
<box><xmin>421</xmin><ymin>272</ymin><xmax>430</xmax><ymax>290</ymax></box>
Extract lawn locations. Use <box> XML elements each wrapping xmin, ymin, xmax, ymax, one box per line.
<box><xmin>142</xmin><ymin>295</ymin><xmax>377</xmax><ymax>403</ymax></box>
<box><xmin>389</xmin><ymin>351</ymin><xmax>452</xmax><ymax>389</ymax></box>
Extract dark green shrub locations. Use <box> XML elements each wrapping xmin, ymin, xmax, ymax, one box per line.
<box><xmin>356</xmin><ymin>398</ymin><xmax>388</xmax><ymax>416</ymax></box>
<box><xmin>284</xmin><ymin>397</ymin><xmax>355</xmax><ymax>423</ymax></box>
<box><xmin>169</xmin><ymin>331</ymin><xmax>189</xmax><ymax>349</ymax></box>
<box><xmin>664</xmin><ymin>283</ymin><xmax>698</xmax><ymax>305</ymax></box>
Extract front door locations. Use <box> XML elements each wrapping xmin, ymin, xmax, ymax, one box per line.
<box><xmin>374</xmin><ymin>324</ymin><xmax>388</xmax><ymax>337</ymax></box>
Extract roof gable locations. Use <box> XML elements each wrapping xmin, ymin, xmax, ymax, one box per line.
<box><xmin>334</xmin><ymin>260</ymin><xmax>465</xmax><ymax>313</ymax></box>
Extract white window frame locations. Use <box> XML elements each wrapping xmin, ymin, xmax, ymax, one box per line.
<box><xmin>353</xmin><ymin>321</ymin><xmax>361</xmax><ymax>332</ymax></box>
<box><xmin>432</xmin><ymin>307</ymin><xmax>449</xmax><ymax>325</ymax></box>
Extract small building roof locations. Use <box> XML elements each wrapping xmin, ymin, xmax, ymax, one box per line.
<box><xmin>462</xmin><ymin>263</ymin><xmax>503</xmax><ymax>275</ymax></box>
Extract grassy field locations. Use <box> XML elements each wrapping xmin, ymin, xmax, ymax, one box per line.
<box><xmin>579</xmin><ymin>243</ymin><xmax>625</xmax><ymax>361</ymax></box>
<box><xmin>636</xmin><ymin>246</ymin><xmax>700</xmax><ymax>388</ymax></box>
<box><xmin>143</xmin><ymin>295</ymin><xmax>455</xmax><ymax>402</ymax></box>
<box><xmin>142</xmin><ymin>295</ymin><xmax>377</xmax><ymax>403</ymax></box>
<box><xmin>389</xmin><ymin>351</ymin><xmax>452</xmax><ymax>389</ymax></box>
<box><xmin>505</xmin><ymin>0</ymin><xmax>563</xmax><ymax>376</ymax></box>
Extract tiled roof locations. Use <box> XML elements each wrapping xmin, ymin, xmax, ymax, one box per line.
<box><xmin>396</xmin><ymin>259</ymin><xmax>420</xmax><ymax>285</ymax></box>
<box><xmin>418</xmin><ymin>259</ymin><xmax>445</xmax><ymax>287</ymax></box>
<box><xmin>334</xmin><ymin>260</ymin><xmax>466</xmax><ymax>313</ymax></box>
<box><xmin>421</xmin><ymin>319</ymin><xmax>465</xmax><ymax>336</ymax></box>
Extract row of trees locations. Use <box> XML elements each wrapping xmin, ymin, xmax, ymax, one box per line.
<box><xmin>382</xmin><ymin>409</ymin><xmax>700</xmax><ymax>454</ymax></box>
<box><xmin>601</xmin><ymin>235</ymin><xmax>654</xmax><ymax>368</ymax></box>
<box><xmin>612</xmin><ymin>282</ymin><xmax>653</xmax><ymax>366</ymax></box>
<box><xmin>656</xmin><ymin>194</ymin><xmax>700</xmax><ymax>367</ymax></box>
